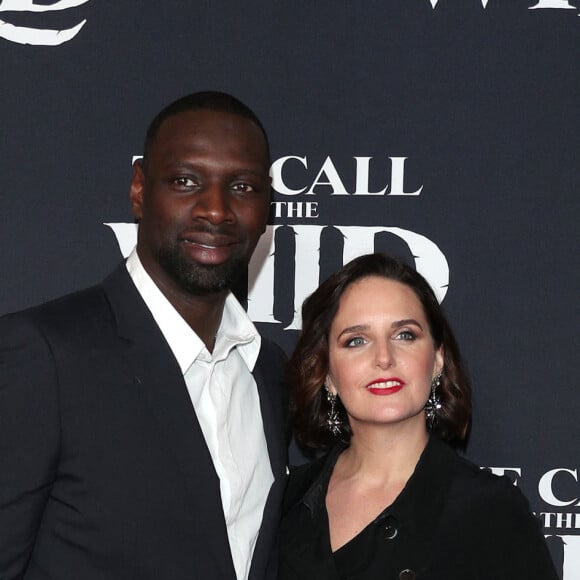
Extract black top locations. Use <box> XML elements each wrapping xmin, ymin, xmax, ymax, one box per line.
<box><xmin>279</xmin><ymin>437</ymin><xmax>557</xmax><ymax>580</ymax></box>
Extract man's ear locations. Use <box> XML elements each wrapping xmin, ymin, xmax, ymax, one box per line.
<box><xmin>129</xmin><ymin>159</ymin><xmax>145</xmax><ymax>220</ymax></box>
<box><xmin>260</xmin><ymin>181</ymin><xmax>273</xmax><ymax>235</ymax></box>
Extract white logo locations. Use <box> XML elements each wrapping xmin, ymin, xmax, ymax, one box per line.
<box><xmin>528</xmin><ymin>0</ymin><xmax>577</xmax><ymax>7</ymax></box>
<box><xmin>486</xmin><ymin>465</ymin><xmax>580</xmax><ymax>578</ymax></box>
<box><xmin>104</xmin><ymin>222</ymin><xmax>449</xmax><ymax>331</ymax></box>
<box><xmin>248</xmin><ymin>225</ymin><xmax>448</xmax><ymax>329</ymax></box>
<box><xmin>0</xmin><ymin>0</ymin><xmax>90</xmax><ymax>46</ymax></box>
<box><xmin>1</xmin><ymin>0</ymin><xmax>576</xmax><ymax>48</ymax></box>
<box><xmin>429</xmin><ymin>0</ymin><xmax>577</xmax><ymax>8</ymax></box>
<box><xmin>271</xmin><ymin>156</ymin><xmax>423</xmax><ymax>197</ymax></box>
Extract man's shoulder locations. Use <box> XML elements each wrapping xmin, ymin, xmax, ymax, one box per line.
<box><xmin>257</xmin><ymin>336</ymin><xmax>288</xmax><ymax>365</ymax></box>
<box><xmin>0</xmin><ymin>283</ymin><xmax>114</xmax><ymax>366</ymax></box>
<box><xmin>255</xmin><ymin>337</ymin><xmax>288</xmax><ymax>403</ymax></box>
<box><xmin>2</xmin><ymin>284</ymin><xmax>102</xmax><ymax>326</ymax></box>
<box><xmin>0</xmin><ymin>265</ymin><xmax>128</xmax><ymax>339</ymax></box>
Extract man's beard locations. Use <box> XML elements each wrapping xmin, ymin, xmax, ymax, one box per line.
<box><xmin>156</xmin><ymin>243</ymin><xmax>247</xmax><ymax>296</ymax></box>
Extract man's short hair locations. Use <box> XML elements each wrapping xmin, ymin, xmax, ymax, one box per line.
<box><xmin>142</xmin><ymin>91</ymin><xmax>270</xmax><ymax>168</ymax></box>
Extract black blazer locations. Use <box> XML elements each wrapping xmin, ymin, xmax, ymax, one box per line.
<box><xmin>0</xmin><ymin>264</ymin><xmax>288</xmax><ymax>580</ymax></box>
<box><xmin>279</xmin><ymin>437</ymin><xmax>557</xmax><ymax>580</ymax></box>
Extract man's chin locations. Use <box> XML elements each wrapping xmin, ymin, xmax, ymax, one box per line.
<box><xmin>180</xmin><ymin>266</ymin><xmax>238</xmax><ymax>295</ymax></box>
<box><xmin>159</xmin><ymin>251</ymin><xmax>246</xmax><ymax>296</ymax></box>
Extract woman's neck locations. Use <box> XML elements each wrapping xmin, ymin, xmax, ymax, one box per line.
<box><xmin>337</xmin><ymin>421</ymin><xmax>429</xmax><ymax>488</ymax></box>
<box><xmin>325</xmin><ymin>421</ymin><xmax>430</xmax><ymax>552</ymax></box>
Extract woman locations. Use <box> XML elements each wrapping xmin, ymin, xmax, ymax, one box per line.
<box><xmin>279</xmin><ymin>254</ymin><xmax>557</xmax><ymax>580</ymax></box>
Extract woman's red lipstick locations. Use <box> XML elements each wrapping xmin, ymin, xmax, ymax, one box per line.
<box><xmin>366</xmin><ymin>378</ymin><xmax>405</xmax><ymax>396</ymax></box>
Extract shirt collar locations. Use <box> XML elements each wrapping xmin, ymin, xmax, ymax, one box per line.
<box><xmin>125</xmin><ymin>247</ymin><xmax>261</xmax><ymax>375</ymax></box>
<box><xmin>301</xmin><ymin>443</ymin><xmax>347</xmax><ymax>516</ymax></box>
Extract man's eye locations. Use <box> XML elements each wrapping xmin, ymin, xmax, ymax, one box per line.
<box><xmin>232</xmin><ymin>182</ymin><xmax>255</xmax><ymax>193</ymax></box>
<box><xmin>345</xmin><ymin>336</ymin><xmax>366</xmax><ymax>347</ymax></box>
<box><xmin>173</xmin><ymin>176</ymin><xmax>197</xmax><ymax>188</ymax></box>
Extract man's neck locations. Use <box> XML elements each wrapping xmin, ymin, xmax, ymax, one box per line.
<box><xmin>171</xmin><ymin>292</ymin><xmax>227</xmax><ymax>353</ymax></box>
<box><xmin>151</xmin><ymin>281</ymin><xmax>228</xmax><ymax>353</ymax></box>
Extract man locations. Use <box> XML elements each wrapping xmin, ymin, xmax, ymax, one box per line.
<box><xmin>0</xmin><ymin>92</ymin><xmax>288</xmax><ymax>580</ymax></box>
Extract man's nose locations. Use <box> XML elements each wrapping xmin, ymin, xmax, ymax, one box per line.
<box><xmin>193</xmin><ymin>184</ymin><xmax>235</xmax><ymax>224</ymax></box>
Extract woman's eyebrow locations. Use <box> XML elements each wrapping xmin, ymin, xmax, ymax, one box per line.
<box><xmin>391</xmin><ymin>318</ymin><xmax>423</xmax><ymax>330</ymax></box>
<box><xmin>336</xmin><ymin>324</ymin><xmax>369</xmax><ymax>339</ymax></box>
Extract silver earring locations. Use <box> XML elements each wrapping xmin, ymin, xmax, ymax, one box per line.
<box><xmin>325</xmin><ymin>385</ymin><xmax>342</xmax><ymax>436</ymax></box>
<box><xmin>425</xmin><ymin>373</ymin><xmax>442</xmax><ymax>429</ymax></box>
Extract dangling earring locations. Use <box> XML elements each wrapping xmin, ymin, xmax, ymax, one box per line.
<box><xmin>325</xmin><ymin>385</ymin><xmax>342</xmax><ymax>436</ymax></box>
<box><xmin>425</xmin><ymin>373</ymin><xmax>442</xmax><ymax>429</ymax></box>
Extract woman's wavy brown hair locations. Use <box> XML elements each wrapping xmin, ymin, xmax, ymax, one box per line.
<box><xmin>288</xmin><ymin>253</ymin><xmax>471</xmax><ymax>452</ymax></box>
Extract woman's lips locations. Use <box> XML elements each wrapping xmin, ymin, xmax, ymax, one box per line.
<box><xmin>366</xmin><ymin>378</ymin><xmax>405</xmax><ymax>396</ymax></box>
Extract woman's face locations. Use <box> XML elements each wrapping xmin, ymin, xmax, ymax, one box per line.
<box><xmin>326</xmin><ymin>275</ymin><xmax>443</xmax><ymax>433</ymax></box>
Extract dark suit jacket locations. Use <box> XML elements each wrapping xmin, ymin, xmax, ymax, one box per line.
<box><xmin>279</xmin><ymin>436</ymin><xmax>558</xmax><ymax>580</ymax></box>
<box><xmin>0</xmin><ymin>264</ymin><xmax>288</xmax><ymax>580</ymax></box>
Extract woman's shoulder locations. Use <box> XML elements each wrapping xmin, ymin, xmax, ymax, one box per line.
<box><xmin>285</xmin><ymin>454</ymin><xmax>325</xmax><ymax>495</ymax></box>
<box><xmin>441</xmin><ymin>446</ymin><xmax>549</xmax><ymax>552</ymax></box>
<box><xmin>432</xmin><ymin>444</ymin><xmax>557</xmax><ymax>577</ymax></box>
<box><xmin>287</xmin><ymin>456</ymin><xmax>325</xmax><ymax>487</ymax></box>
<box><xmin>447</xmin><ymin>449</ymin><xmax>529</xmax><ymax>512</ymax></box>
<box><xmin>422</xmin><ymin>438</ymin><xmax>536</xmax><ymax>529</ymax></box>
<box><xmin>283</xmin><ymin>447</ymin><xmax>340</xmax><ymax>512</ymax></box>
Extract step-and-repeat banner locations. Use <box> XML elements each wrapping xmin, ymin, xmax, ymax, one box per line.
<box><xmin>1</xmin><ymin>2</ymin><xmax>578</xmax><ymax>576</ymax></box>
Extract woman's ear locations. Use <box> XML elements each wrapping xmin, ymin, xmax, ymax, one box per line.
<box><xmin>325</xmin><ymin>375</ymin><xmax>337</xmax><ymax>396</ymax></box>
<box><xmin>434</xmin><ymin>346</ymin><xmax>444</xmax><ymax>378</ymax></box>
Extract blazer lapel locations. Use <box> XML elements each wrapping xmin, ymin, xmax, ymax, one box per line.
<box><xmin>252</xmin><ymin>347</ymin><xmax>287</xmax><ymax>479</ymax></box>
<box><xmin>102</xmin><ymin>265</ymin><xmax>236</xmax><ymax>578</ymax></box>
<box><xmin>250</xmin><ymin>341</ymin><xmax>289</xmax><ymax>580</ymax></box>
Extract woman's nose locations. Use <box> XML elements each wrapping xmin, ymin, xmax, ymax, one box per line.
<box><xmin>375</xmin><ymin>341</ymin><xmax>394</xmax><ymax>369</ymax></box>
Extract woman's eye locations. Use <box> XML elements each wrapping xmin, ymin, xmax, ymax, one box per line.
<box><xmin>345</xmin><ymin>336</ymin><xmax>366</xmax><ymax>347</ymax></box>
<box><xmin>395</xmin><ymin>330</ymin><xmax>416</xmax><ymax>341</ymax></box>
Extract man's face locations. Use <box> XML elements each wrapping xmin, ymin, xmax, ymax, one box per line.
<box><xmin>130</xmin><ymin>109</ymin><xmax>271</xmax><ymax>297</ymax></box>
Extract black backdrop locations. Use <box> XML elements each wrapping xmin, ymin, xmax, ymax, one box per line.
<box><xmin>1</xmin><ymin>2</ymin><xmax>579</xmax><ymax>576</ymax></box>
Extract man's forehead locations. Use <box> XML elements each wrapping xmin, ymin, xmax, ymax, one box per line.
<box><xmin>150</xmin><ymin>110</ymin><xmax>269</xmax><ymax>164</ymax></box>
<box><xmin>158</xmin><ymin>109</ymin><xmax>263</xmax><ymax>138</ymax></box>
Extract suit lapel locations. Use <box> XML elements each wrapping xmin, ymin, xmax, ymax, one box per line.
<box><xmin>250</xmin><ymin>342</ymin><xmax>289</xmax><ymax>580</ymax></box>
<box><xmin>103</xmin><ymin>265</ymin><xmax>288</xmax><ymax>580</ymax></box>
<box><xmin>102</xmin><ymin>265</ymin><xmax>236</xmax><ymax>578</ymax></box>
<box><xmin>252</xmin><ymin>347</ymin><xmax>287</xmax><ymax>479</ymax></box>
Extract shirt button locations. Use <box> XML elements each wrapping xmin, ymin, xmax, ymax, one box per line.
<box><xmin>374</xmin><ymin>512</ymin><xmax>399</xmax><ymax>540</ymax></box>
<box><xmin>399</xmin><ymin>569</ymin><xmax>416</xmax><ymax>580</ymax></box>
<box><xmin>384</xmin><ymin>524</ymin><xmax>398</xmax><ymax>540</ymax></box>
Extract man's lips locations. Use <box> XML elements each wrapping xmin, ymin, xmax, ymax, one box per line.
<box><xmin>179</xmin><ymin>233</ymin><xmax>241</xmax><ymax>264</ymax></box>
<box><xmin>366</xmin><ymin>378</ymin><xmax>405</xmax><ymax>395</ymax></box>
<box><xmin>180</xmin><ymin>233</ymin><xmax>239</xmax><ymax>247</ymax></box>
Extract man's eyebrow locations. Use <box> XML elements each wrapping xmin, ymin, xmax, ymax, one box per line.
<box><xmin>163</xmin><ymin>161</ymin><xmax>268</xmax><ymax>177</ymax></box>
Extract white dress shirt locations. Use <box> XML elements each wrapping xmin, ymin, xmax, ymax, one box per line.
<box><xmin>126</xmin><ymin>248</ymin><xmax>274</xmax><ymax>580</ymax></box>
